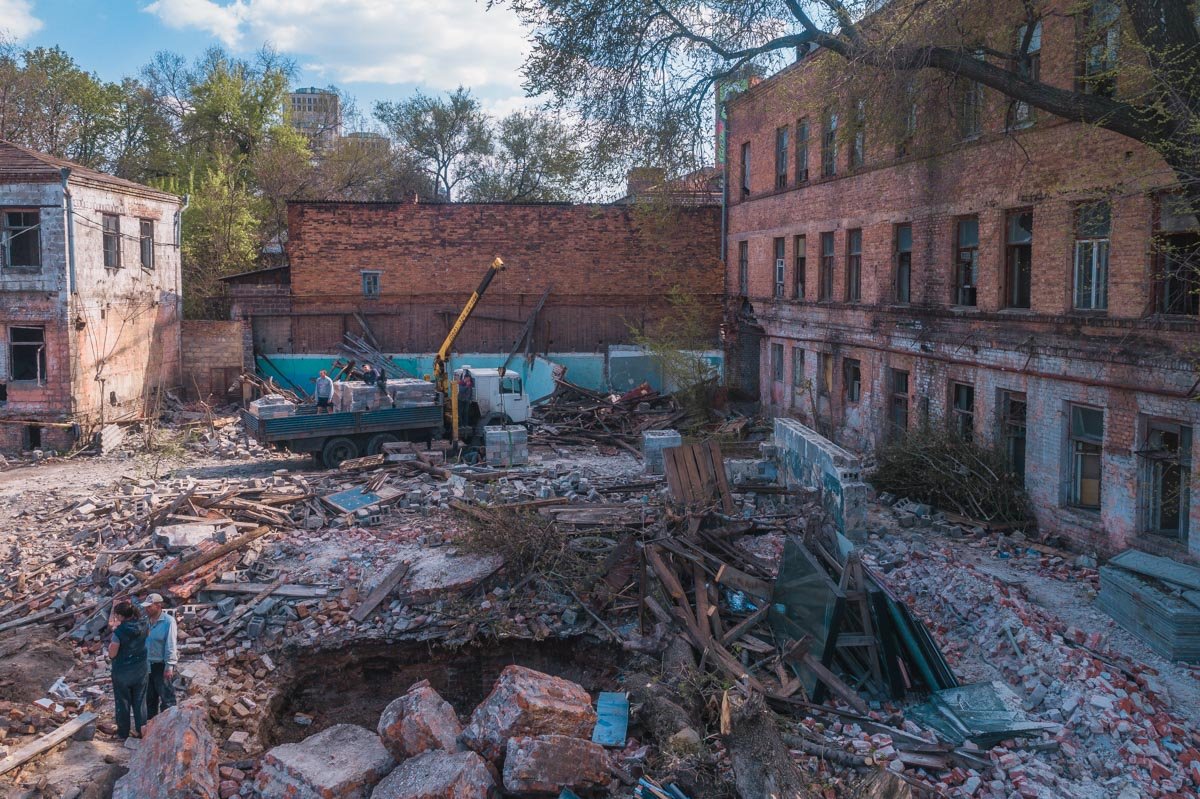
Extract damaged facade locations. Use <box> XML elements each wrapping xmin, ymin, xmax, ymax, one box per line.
<box><xmin>0</xmin><ymin>141</ymin><xmax>183</xmax><ymax>452</ymax></box>
<box><xmin>227</xmin><ymin>200</ymin><xmax>722</xmax><ymax>361</ymax></box>
<box><xmin>723</xmin><ymin>5</ymin><xmax>1199</xmax><ymax>556</ymax></box>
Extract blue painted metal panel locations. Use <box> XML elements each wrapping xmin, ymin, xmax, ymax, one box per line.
<box><xmin>591</xmin><ymin>691</ymin><xmax>629</xmax><ymax>747</ymax></box>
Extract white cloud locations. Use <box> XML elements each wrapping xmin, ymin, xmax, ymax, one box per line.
<box><xmin>141</xmin><ymin>0</ymin><xmax>531</xmax><ymax>96</ymax></box>
<box><xmin>0</xmin><ymin>0</ymin><xmax>43</xmax><ymax>40</ymax></box>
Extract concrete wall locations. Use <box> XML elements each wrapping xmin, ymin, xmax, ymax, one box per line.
<box><xmin>182</xmin><ymin>320</ymin><xmax>244</xmax><ymax>401</ymax></box>
<box><xmin>774</xmin><ymin>417</ymin><xmax>868</xmax><ymax>535</ymax></box>
<box><xmin>725</xmin><ymin>0</ymin><xmax>1200</xmax><ymax>556</ymax></box>
<box><xmin>0</xmin><ymin>174</ymin><xmax>182</xmax><ymax>451</ymax></box>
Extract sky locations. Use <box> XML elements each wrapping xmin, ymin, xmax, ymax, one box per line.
<box><xmin>0</xmin><ymin>0</ymin><xmax>536</xmax><ymax>124</ymax></box>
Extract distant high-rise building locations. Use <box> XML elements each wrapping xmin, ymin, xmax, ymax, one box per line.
<box><xmin>288</xmin><ymin>88</ymin><xmax>341</xmax><ymax>150</ymax></box>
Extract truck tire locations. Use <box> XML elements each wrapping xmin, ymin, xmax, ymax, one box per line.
<box><xmin>366</xmin><ymin>433</ymin><xmax>400</xmax><ymax>456</ymax></box>
<box><xmin>321</xmin><ymin>436</ymin><xmax>359</xmax><ymax>469</ymax></box>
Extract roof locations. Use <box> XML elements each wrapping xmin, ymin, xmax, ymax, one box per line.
<box><xmin>0</xmin><ymin>140</ymin><xmax>181</xmax><ymax>202</ymax></box>
<box><xmin>218</xmin><ymin>264</ymin><xmax>291</xmax><ymax>283</ymax></box>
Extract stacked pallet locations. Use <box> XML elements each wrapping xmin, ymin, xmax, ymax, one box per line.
<box><xmin>1097</xmin><ymin>549</ymin><xmax>1200</xmax><ymax>663</ymax></box>
<box><xmin>248</xmin><ymin>395</ymin><xmax>296</xmax><ymax>419</ymax></box>
<box><xmin>385</xmin><ymin>378</ymin><xmax>436</xmax><ymax>407</ymax></box>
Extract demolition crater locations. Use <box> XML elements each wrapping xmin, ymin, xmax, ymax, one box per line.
<box><xmin>261</xmin><ymin>637</ymin><xmax>625</xmax><ymax>746</ymax></box>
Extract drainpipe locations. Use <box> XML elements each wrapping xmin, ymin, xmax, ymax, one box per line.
<box><xmin>60</xmin><ymin>168</ymin><xmax>76</xmax><ymax>295</ymax></box>
<box><xmin>176</xmin><ymin>194</ymin><xmax>189</xmax><ymax>248</ymax></box>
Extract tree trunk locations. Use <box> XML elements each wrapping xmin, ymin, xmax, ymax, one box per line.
<box><xmin>724</xmin><ymin>693</ymin><xmax>813</xmax><ymax>799</ymax></box>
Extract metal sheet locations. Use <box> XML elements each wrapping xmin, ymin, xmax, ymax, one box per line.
<box><xmin>592</xmin><ymin>691</ymin><xmax>629</xmax><ymax>747</ymax></box>
<box><xmin>323</xmin><ymin>487</ymin><xmax>383</xmax><ymax>513</ymax></box>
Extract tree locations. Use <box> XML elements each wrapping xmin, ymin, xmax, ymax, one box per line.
<box><xmin>463</xmin><ymin>110</ymin><xmax>585</xmax><ymax>201</ymax></box>
<box><xmin>504</xmin><ymin>0</ymin><xmax>1200</xmax><ymax>214</ymax></box>
<box><xmin>374</xmin><ymin>87</ymin><xmax>492</xmax><ymax>200</ymax></box>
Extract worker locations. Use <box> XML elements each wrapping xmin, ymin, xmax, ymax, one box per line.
<box><xmin>315</xmin><ymin>369</ymin><xmax>334</xmax><ymax>414</ymax></box>
<box><xmin>458</xmin><ymin>371</ymin><xmax>474</xmax><ymax>429</ymax></box>
<box><xmin>361</xmin><ymin>364</ymin><xmax>378</xmax><ymax>386</ymax></box>
<box><xmin>376</xmin><ymin>366</ymin><xmax>388</xmax><ymax>393</ymax></box>
<box><xmin>108</xmin><ymin>600</ymin><xmax>149</xmax><ymax>740</ymax></box>
<box><xmin>144</xmin><ymin>593</ymin><xmax>178</xmax><ymax>719</ymax></box>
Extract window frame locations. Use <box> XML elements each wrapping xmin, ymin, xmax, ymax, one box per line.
<box><xmin>1067</xmin><ymin>404</ymin><xmax>1104</xmax><ymax>510</ymax></box>
<box><xmin>819</xmin><ymin>232</ymin><xmax>835</xmax><ymax>301</ymax></box>
<box><xmin>851</xmin><ymin>98</ymin><xmax>866</xmax><ymax>168</ymax></box>
<box><xmin>1005</xmin><ymin>209</ymin><xmax>1034</xmax><ymax>309</ymax></box>
<box><xmin>2</xmin><ymin>209</ymin><xmax>41</xmax><ymax>269</ymax></box>
<box><xmin>773</xmin><ymin>237</ymin><xmax>786</xmax><ymax>298</ymax></box>
<box><xmin>740</xmin><ymin>141</ymin><xmax>752</xmax><ymax>197</ymax></box>
<box><xmin>1156</xmin><ymin>231</ymin><xmax>1200</xmax><ymax>316</ymax></box>
<box><xmin>795</xmin><ymin>118</ymin><xmax>810</xmax><ymax>183</ymax></box>
<box><xmin>791</xmin><ymin>347</ymin><xmax>805</xmax><ymax>389</ymax></box>
<box><xmin>843</xmin><ymin>358</ymin><xmax>862</xmax><ymax>404</ymax></box>
<box><xmin>793</xmin><ymin>235</ymin><xmax>806</xmax><ymax>299</ymax></box>
<box><xmin>775</xmin><ymin>125</ymin><xmax>790</xmax><ymax>189</ymax></box>
<box><xmin>1079</xmin><ymin>0</ymin><xmax>1120</xmax><ymax>98</ymax></box>
<box><xmin>738</xmin><ymin>240</ymin><xmax>749</xmax><ymax>295</ymax></box>
<box><xmin>1139</xmin><ymin>418</ymin><xmax>1192</xmax><ymax>539</ymax></box>
<box><xmin>138</xmin><ymin>219</ymin><xmax>155</xmax><ymax>271</ymax></box>
<box><xmin>8</xmin><ymin>326</ymin><xmax>47</xmax><ymax>384</ymax></box>
<box><xmin>1009</xmin><ymin>21</ymin><xmax>1043</xmax><ymax>128</ymax></box>
<box><xmin>846</xmin><ymin>228</ymin><xmax>862</xmax><ymax>302</ymax></box>
<box><xmin>954</xmin><ymin>216</ymin><xmax>980</xmax><ymax>306</ymax></box>
<box><xmin>889</xmin><ymin>369</ymin><xmax>910</xmax><ymax>437</ymax></box>
<box><xmin>770</xmin><ymin>342</ymin><xmax>785</xmax><ymax>383</ymax></box>
<box><xmin>998</xmin><ymin>389</ymin><xmax>1028</xmax><ymax>481</ymax></box>
<box><xmin>361</xmin><ymin>270</ymin><xmax>382</xmax><ymax>298</ymax></box>
<box><xmin>821</xmin><ymin>110</ymin><xmax>838</xmax><ymax>178</ymax></box>
<box><xmin>958</xmin><ymin>77</ymin><xmax>985</xmax><ymax>140</ymax></box>
<box><xmin>951</xmin><ymin>382</ymin><xmax>975</xmax><ymax>440</ymax></box>
<box><xmin>1073</xmin><ymin>201</ymin><xmax>1110</xmax><ymax>311</ymax></box>
<box><xmin>818</xmin><ymin>352</ymin><xmax>834</xmax><ymax>397</ymax></box>
<box><xmin>102</xmin><ymin>213</ymin><xmax>122</xmax><ymax>269</ymax></box>
<box><xmin>895</xmin><ymin>223</ymin><xmax>912</xmax><ymax>304</ymax></box>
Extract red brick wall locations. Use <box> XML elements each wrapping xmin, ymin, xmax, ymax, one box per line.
<box><xmin>725</xmin><ymin>4</ymin><xmax>1200</xmax><ymax>554</ymax></box>
<box><xmin>181</xmin><ymin>320</ymin><xmax>245</xmax><ymax>401</ymax></box>
<box><xmin>282</xmin><ymin>202</ymin><xmax>723</xmax><ymax>352</ymax></box>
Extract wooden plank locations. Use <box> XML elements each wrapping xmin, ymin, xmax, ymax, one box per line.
<box><xmin>662</xmin><ymin>447</ymin><xmax>687</xmax><ymax>503</ymax></box>
<box><xmin>692</xmin><ymin>564</ymin><xmax>712</xmax><ymax>644</ymax></box>
<box><xmin>715</xmin><ymin>563</ymin><xmax>772</xmax><ymax>600</ymax></box>
<box><xmin>202</xmin><ymin>583</ymin><xmax>330</xmax><ymax>598</ymax></box>
<box><xmin>783</xmin><ymin>641</ymin><xmax>870</xmax><ymax>714</ymax></box>
<box><xmin>679</xmin><ymin>445</ymin><xmax>706</xmax><ymax>507</ymax></box>
<box><xmin>0</xmin><ymin>608</ymin><xmax>55</xmax><ymax>633</ymax></box>
<box><xmin>692</xmin><ymin>445</ymin><xmax>719</xmax><ymax>508</ymax></box>
<box><xmin>705</xmin><ymin>439</ymin><xmax>736</xmax><ymax>513</ymax></box>
<box><xmin>0</xmin><ymin>712</ymin><xmax>97</xmax><ymax>776</ymax></box>
<box><xmin>350</xmin><ymin>561</ymin><xmax>411</xmax><ymax>623</ymax></box>
<box><xmin>721</xmin><ymin>604</ymin><xmax>771</xmax><ymax>646</ymax></box>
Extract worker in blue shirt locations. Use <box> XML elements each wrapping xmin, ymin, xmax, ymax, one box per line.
<box><xmin>143</xmin><ymin>593</ymin><xmax>178</xmax><ymax>719</ymax></box>
<box><xmin>108</xmin><ymin>600</ymin><xmax>149</xmax><ymax>740</ymax></box>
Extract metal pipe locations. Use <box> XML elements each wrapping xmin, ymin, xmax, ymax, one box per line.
<box><xmin>60</xmin><ymin>168</ymin><xmax>76</xmax><ymax>294</ymax></box>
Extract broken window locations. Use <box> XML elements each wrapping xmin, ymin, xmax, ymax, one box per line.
<box><xmin>771</xmin><ymin>342</ymin><xmax>785</xmax><ymax>383</ymax></box>
<box><xmin>792</xmin><ymin>347</ymin><xmax>805</xmax><ymax>389</ymax></box>
<box><xmin>846</xmin><ymin>229</ymin><xmax>862</xmax><ymax>302</ymax></box>
<box><xmin>1140</xmin><ymin>420</ymin><xmax>1192</xmax><ymax>540</ymax></box>
<box><xmin>361</xmin><ymin>271</ymin><xmax>381</xmax><ymax>298</ymax></box>
<box><xmin>951</xmin><ymin>382</ymin><xmax>975</xmax><ymax>440</ymax></box>
<box><xmin>795</xmin><ymin>119</ymin><xmax>810</xmax><ymax>183</ymax></box>
<box><xmin>821</xmin><ymin>109</ymin><xmax>838</xmax><ymax>178</ymax></box>
<box><xmin>738</xmin><ymin>240</ymin><xmax>749</xmax><ymax>294</ymax></box>
<box><xmin>740</xmin><ymin>141</ymin><xmax>751</xmax><ymax>197</ymax></box>
<box><xmin>898</xmin><ymin>83</ymin><xmax>919</xmax><ymax>158</ymax></box>
<box><xmin>139</xmin><ymin>219</ymin><xmax>154</xmax><ymax>270</ymax></box>
<box><xmin>9</xmin><ymin>326</ymin><xmax>45</xmax><ymax>383</ymax></box>
<box><xmin>793</xmin><ymin>235</ymin><xmax>806</xmax><ymax>299</ymax></box>
<box><xmin>1009</xmin><ymin>21</ymin><xmax>1042</xmax><ymax>127</ymax></box>
<box><xmin>1068</xmin><ymin>404</ymin><xmax>1104</xmax><ymax>510</ymax></box>
<box><xmin>890</xmin><ymin>369</ymin><xmax>910</xmax><ymax>437</ymax></box>
<box><xmin>851</xmin><ymin>99</ymin><xmax>866</xmax><ymax>168</ymax></box>
<box><xmin>1156</xmin><ymin>197</ymin><xmax>1199</xmax><ymax>316</ymax></box>
<box><xmin>819</xmin><ymin>232</ymin><xmax>834</xmax><ymax>300</ymax></box>
<box><xmin>843</xmin><ymin>358</ymin><xmax>862</xmax><ymax>404</ymax></box>
<box><xmin>775</xmin><ymin>126</ymin><xmax>789</xmax><ymax>189</ymax></box>
<box><xmin>2</xmin><ymin>210</ymin><xmax>40</xmax><ymax>268</ymax></box>
<box><xmin>1005</xmin><ymin>210</ymin><xmax>1033</xmax><ymax>309</ymax></box>
<box><xmin>102</xmin><ymin>214</ymin><xmax>121</xmax><ymax>268</ymax></box>
<box><xmin>955</xmin><ymin>217</ymin><xmax>979</xmax><ymax>306</ymax></box>
<box><xmin>999</xmin><ymin>390</ymin><xmax>1027</xmax><ymax>481</ymax></box>
<box><xmin>1074</xmin><ymin>201</ymin><xmax>1110</xmax><ymax>310</ymax></box>
<box><xmin>1080</xmin><ymin>0</ymin><xmax>1120</xmax><ymax>98</ymax></box>
<box><xmin>774</xmin><ymin>237</ymin><xmax>786</xmax><ymax>298</ymax></box>
<box><xmin>818</xmin><ymin>353</ymin><xmax>833</xmax><ymax>396</ymax></box>
<box><xmin>958</xmin><ymin>75</ymin><xmax>984</xmax><ymax>140</ymax></box>
<box><xmin>895</xmin><ymin>224</ymin><xmax>912</xmax><ymax>303</ymax></box>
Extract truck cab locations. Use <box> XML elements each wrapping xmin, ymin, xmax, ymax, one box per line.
<box><xmin>454</xmin><ymin>366</ymin><xmax>530</xmax><ymax>428</ymax></box>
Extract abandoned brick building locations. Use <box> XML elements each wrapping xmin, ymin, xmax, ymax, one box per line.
<box><xmin>723</xmin><ymin>4</ymin><xmax>1199</xmax><ymax>555</ymax></box>
<box><xmin>226</xmin><ymin>200</ymin><xmax>722</xmax><ymax>359</ymax></box>
<box><xmin>0</xmin><ymin>141</ymin><xmax>183</xmax><ymax>452</ymax></box>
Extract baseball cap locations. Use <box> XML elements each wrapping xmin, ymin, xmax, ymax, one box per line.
<box><xmin>145</xmin><ymin>593</ymin><xmax>165</xmax><ymax>604</ymax></box>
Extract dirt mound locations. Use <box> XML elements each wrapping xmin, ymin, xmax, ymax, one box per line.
<box><xmin>0</xmin><ymin>625</ymin><xmax>77</xmax><ymax>702</ymax></box>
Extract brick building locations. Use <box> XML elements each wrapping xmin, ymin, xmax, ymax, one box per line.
<box><xmin>230</xmin><ymin>201</ymin><xmax>722</xmax><ymax>359</ymax></box>
<box><xmin>723</xmin><ymin>7</ymin><xmax>1199</xmax><ymax>555</ymax></box>
<box><xmin>0</xmin><ymin>141</ymin><xmax>183</xmax><ymax>452</ymax></box>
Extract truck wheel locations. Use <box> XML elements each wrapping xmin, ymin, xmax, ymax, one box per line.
<box><xmin>321</xmin><ymin>437</ymin><xmax>359</xmax><ymax>469</ymax></box>
<box><xmin>366</xmin><ymin>433</ymin><xmax>400</xmax><ymax>455</ymax></box>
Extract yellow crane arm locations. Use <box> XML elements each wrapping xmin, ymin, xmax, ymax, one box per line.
<box><xmin>433</xmin><ymin>256</ymin><xmax>504</xmax><ymax>394</ymax></box>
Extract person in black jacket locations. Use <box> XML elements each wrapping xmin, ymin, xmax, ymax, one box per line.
<box><xmin>108</xmin><ymin>600</ymin><xmax>149</xmax><ymax>739</ymax></box>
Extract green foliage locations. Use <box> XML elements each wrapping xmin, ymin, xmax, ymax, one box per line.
<box><xmin>464</xmin><ymin>111</ymin><xmax>585</xmax><ymax>201</ymax></box>
<box><xmin>374</xmin><ymin>87</ymin><xmax>492</xmax><ymax>200</ymax></box>
<box><xmin>630</xmin><ymin>278</ymin><xmax>719</xmax><ymax>418</ymax></box>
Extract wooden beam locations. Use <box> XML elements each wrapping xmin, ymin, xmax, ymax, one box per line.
<box><xmin>715</xmin><ymin>563</ymin><xmax>772</xmax><ymax>600</ymax></box>
<box><xmin>350</xmin><ymin>561</ymin><xmax>411</xmax><ymax>623</ymax></box>
<box><xmin>721</xmin><ymin>605</ymin><xmax>771</xmax><ymax>647</ymax></box>
<box><xmin>0</xmin><ymin>712</ymin><xmax>97</xmax><ymax>776</ymax></box>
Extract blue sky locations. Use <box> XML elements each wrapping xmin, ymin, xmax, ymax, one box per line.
<box><xmin>2</xmin><ymin>0</ymin><xmax>535</xmax><ymax>126</ymax></box>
